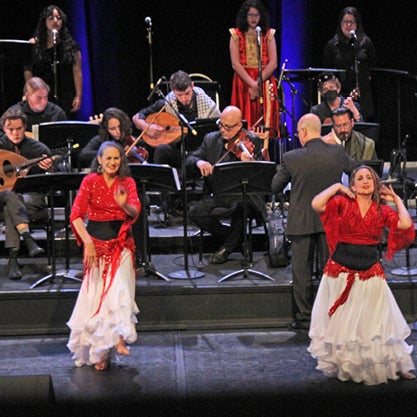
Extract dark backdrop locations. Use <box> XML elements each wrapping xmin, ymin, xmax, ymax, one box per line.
<box><xmin>1</xmin><ymin>0</ymin><xmax>417</xmax><ymax>161</ymax></box>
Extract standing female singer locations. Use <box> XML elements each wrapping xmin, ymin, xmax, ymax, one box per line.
<box><xmin>67</xmin><ymin>141</ymin><xmax>141</xmax><ymax>371</ymax></box>
<box><xmin>323</xmin><ymin>7</ymin><xmax>377</xmax><ymax>121</ymax></box>
<box><xmin>24</xmin><ymin>5</ymin><xmax>82</xmax><ymax>116</ymax></box>
<box><xmin>229</xmin><ymin>0</ymin><xmax>278</xmax><ymax>133</ymax></box>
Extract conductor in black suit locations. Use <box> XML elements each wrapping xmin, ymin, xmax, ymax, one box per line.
<box><xmin>272</xmin><ymin>113</ymin><xmax>357</xmax><ymax>331</ymax></box>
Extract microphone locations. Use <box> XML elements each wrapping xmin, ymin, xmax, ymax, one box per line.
<box><xmin>402</xmin><ymin>134</ymin><xmax>411</xmax><ymax>148</ymax></box>
<box><xmin>350</xmin><ymin>30</ymin><xmax>357</xmax><ymax>41</ymax></box>
<box><xmin>255</xmin><ymin>26</ymin><xmax>261</xmax><ymax>45</ymax></box>
<box><xmin>238</xmin><ymin>141</ymin><xmax>252</xmax><ymax>158</ymax></box>
<box><xmin>52</xmin><ymin>29</ymin><xmax>58</xmax><ymax>45</ymax></box>
<box><xmin>147</xmin><ymin>76</ymin><xmax>165</xmax><ymax>102</ymax></box>
<box><xmin>145</xmin><ymin>16</ymin><xmax>152</xmax><ymax>26</ymax></box>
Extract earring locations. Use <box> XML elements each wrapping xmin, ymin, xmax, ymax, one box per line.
<box><xmin>97</xmin><ymin>164</ymin><xmax>103</xmax><ymax>173</ymax></box>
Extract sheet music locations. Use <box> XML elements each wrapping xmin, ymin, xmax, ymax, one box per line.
<box><xmin>171</xmin><ymin>166</ymin><xmax>181</xmax><ymax>191</ymax></box>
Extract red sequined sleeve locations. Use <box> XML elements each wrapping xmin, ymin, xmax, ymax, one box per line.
<box><xmin>382</xmin><ymin>204</ymin><xmax>415</xmax><ymax>260</ymax></box>
<box><xmin>319</xmin><ymin>196</ymin><xmax>341</xmax><ymax>256</ymax></box>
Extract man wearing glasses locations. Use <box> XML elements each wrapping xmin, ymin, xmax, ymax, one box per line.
<box><xmin>186</xmin><ymin>105</ymin><xmax>264</xmax><ymax>264</ymax></box>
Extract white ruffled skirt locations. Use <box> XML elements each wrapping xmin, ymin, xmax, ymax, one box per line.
<box><xmin>308</xmin><ymin>272</ymin><xmax>415</xmax><ymax>385</ymax></box>
<box><xmin>67</xmin><ymin>249</ymin><xmax>139</xmax><ymax>367</ymax></box>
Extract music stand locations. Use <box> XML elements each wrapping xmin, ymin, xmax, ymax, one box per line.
<box><xmin>370</xmin><ymin>68</ymin><xmax>415</xmax><ymax>150</ymax></box>
<box><xmin>210</xmin><ymin>161</ymin><xmax>277</xmax><ymax>283</ymax></box>
<box><xmin>129</xmin><ymin>163</ymin><xmax>181</xmax><ymax>281</ymax></box>
<box><xmin>187</xmin><ymin>118</ymin><xmax>218</xmax><ymax>153</ymax></box>
<box><xmin>37</xmin><ymin>121</ymin><xmax>100</xmax><ymax>171</ymax></box>
<box><xmin>13</xmin><ymin>172</ymin><xmax>86</xmax><ymax>288</ymax></box>
<box><xmin>0</xmin><ymin>40</ymin><xmax>31</xmax><ymax>112</ymax></box>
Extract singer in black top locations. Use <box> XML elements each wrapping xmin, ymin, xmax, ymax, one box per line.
<box><xmin>323</xmin><ymin>7</ymin><xmax>377</xmax><ymax>121</ymax></box>
<box><xmin>24</xmin><ymin>5</ymin><xmax>83</xmax><ymax>117</ymax></box>
<box><xmin>132</xmin><ymin>70</ymin><xmax>220</xmax><ymax>169</ymax></box>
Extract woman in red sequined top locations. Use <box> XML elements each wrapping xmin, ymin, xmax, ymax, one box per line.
<box><xmin>67</xmin><ymin>141</ymin><xmax>141</xmax><ymax>371</ymax></box>
<box><xmin>308</xmin><ymin>165</ymin><xmax>416</xmax><ymax>385</ymax></box>
<box><xmin>229</xmin><ymin>0</ymin><xmax>278</xmax><ymax>133</ymax></box>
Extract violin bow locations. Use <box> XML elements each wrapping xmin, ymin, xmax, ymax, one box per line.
<box><xmin>125</xmin><ymin>104</ymin><xmax>167</xmax><ymax>156</ymax></box>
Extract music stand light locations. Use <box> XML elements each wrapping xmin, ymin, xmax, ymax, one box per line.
<box><xmin>129</xmin><ymin>163</ymin><xmax>181</xmax><ymax>281</ymax></box>
<box><xmin>13</xmin><ymin>172</ymin><xmax>86</xmax><ymax>288</ymax></box>
<box><xmin>210</xmin><ymin>161</ymin><xmax>277</xmax><ymax>283</ymax></box>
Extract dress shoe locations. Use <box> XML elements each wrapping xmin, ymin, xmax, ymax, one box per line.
<box><xmin>8</xmin><ymin>249</ymin><xmax>22</xmax><ymax>280</ymax></box>
<box><xmin>288</xmin><ymin>320</ymin><xmax>310</xmax><ymax>332</ymax></box>
<box><xmin>23</xmin><ymin>233</ymin><xmax>45</xmax><ymax>257</ymax></box>
<box><xmin>209</xmin><ymin>247</ymin><xmax>230</xmax><ymax>264</ymax></box>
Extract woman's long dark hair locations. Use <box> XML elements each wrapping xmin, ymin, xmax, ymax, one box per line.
<box><xmin>32</xmin><ymin>5</ymin><xmax>79</xmax><ymax>65</ymax></box>
<box><xmin>235</xmin><ymin>0</ymin><xmax>271</xmax><ymax>33</ymax></box>
<box><xmin>91</xmin><ymin>141</ymin><xmax>131</xmax><ymax>179</ymax></box>
<box><xmin>98</xmin><ymin>107</ymin><xmax>133</xmax><ymax>144</ymax></box>
<box><xmin>334</xmin><ymin>7</ymin><xmax>367</xmax><ymax>45</ymax></box>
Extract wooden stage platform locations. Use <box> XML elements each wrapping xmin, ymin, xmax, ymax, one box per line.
<box><xmin>1</xmin><ymin>206</ymin><xmax>417</xmax><ymax>337</ymax></box>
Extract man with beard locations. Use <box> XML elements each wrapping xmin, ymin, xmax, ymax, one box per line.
<box><xmin>323</xmin><ymin>107</ymin><xmax>377</xmax><ymax>161</ymax></box>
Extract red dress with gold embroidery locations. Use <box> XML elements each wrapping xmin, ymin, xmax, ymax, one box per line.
<box><xmin>67</xmin><ymin>173</ymin><xmax>141</xmax><ymax>367</ymax></box>
<box><xmin>230</xmin><ymin>28</ymin><xmax>279</xmax><ymax>135</ymax></box>
<box><xmin>308</xmin><ymin>195</ymin><xmax>415</xmax><ymax>385</ymax></box>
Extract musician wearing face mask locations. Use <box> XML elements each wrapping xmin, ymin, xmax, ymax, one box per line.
<box><xmin>322</xmin><ymin>107</ymin><xmax>378</xmax><ymax>161</ymax></box>
<box><xmin>186</xmin><ymin>105</ymin><xmax>265</xmax><ymax>264</ymax></box>
<box><xmin>310</xmin><ymin>72</ymin><xmax>362</xmax><ymax>125</ymax></box>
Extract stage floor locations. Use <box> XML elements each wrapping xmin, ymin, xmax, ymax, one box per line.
<box><xmin>1</xmin><ymin>328</ymin><xmax>417</xmax><ymax>417</ymax></box>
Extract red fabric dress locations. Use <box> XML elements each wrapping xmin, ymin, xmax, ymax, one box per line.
<box><xmin>67</xmin><ymin>173</ymin><xmax>141</xmax><ymax>367</ymax></box>
<box><xmin>230</xmin><ymin>28</ymin><xmax>279</xmax><ymax>136</ymax></box>
<box><xmin>308</xmin><ymin>195</ymin><xmax>415</xmax><ymax>385</ymax></box>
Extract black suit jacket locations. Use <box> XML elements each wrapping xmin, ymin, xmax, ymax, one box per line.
<box><xmin>271</xmin><ymin>138</ymin><xmax>357</xmax><ymax>236</ymax></box>
<box><xmin>186</xmin><ymin>130</ymin><xmax>265</xmax><ymax>212</ymax></box>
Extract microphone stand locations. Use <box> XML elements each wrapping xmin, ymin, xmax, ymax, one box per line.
<box><xmin>146</xmin><ymin>21</ymin><xmax>154</xmax><ymax>92</ymax></box>
<box><xmin>52</xmin><ymin>39</ymin><xmax>58</xmax><ymax>102</ymax></box>
<box><xmin>282</xmin><ymin>74</ymin><xmax>309</xmax><ymax>149</ymax></box>
<box><xmin>256</xmin><ymin>28</ymin><xmax>264</xmax><ymax>117</ymax></box>
<box><xmin>352</xmin><ymin>36</ymin><xmax>360</xmax><ymax>93</ymax></box>
<box><xmin>390</xmin><ymin>141</ymin><xmax>417</xmax><ymax>277</ymax></box>
<box><xmin>154</xmin><ymin>88</ymin><xmax>204</xmax><ymax>280</ymax></box>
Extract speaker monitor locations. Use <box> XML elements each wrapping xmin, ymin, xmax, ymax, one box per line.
<box><xmin>0</xmin><ymin>374</ymin><xmax>55</xmax><ymax>414</ymax></box>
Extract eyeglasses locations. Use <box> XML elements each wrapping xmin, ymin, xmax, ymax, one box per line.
<box><xmin>247</xmin><ymin>13</ymin><xmax>260</xmax><ymax>18</ymax></box>
<box><xmin>342</xmin><ymin>20</ymin><xmax>356</xmax><ymax>26</ymax></box>
<box><xmin>47</xmin><ymin>15</ymin><xmax>62</xmax><ymax>21</ymax></box>
<box><xmin>216</xmin><ymin>119</ymin><xmax>241</xmax><ymax>131</ymax></box>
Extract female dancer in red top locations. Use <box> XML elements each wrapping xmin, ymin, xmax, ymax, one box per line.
<box><xmin>67</xmin><ymin>141</ymin><xmax>141</xmax><ymax>371</ymax></box>
<box><xmin>309</xmin><ymin>165</ymin><xmax>415</xmax><ymax>384</ymax></box>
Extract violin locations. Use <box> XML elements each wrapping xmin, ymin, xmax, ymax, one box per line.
<box><xmin>225</xmin><ymin>131</ymin><xmax>255</xmax><ymax>159</ymax></box>
<box><xmin>124</xmin><ymin>135</ymin><xmax>148</xmax><ymax>163</ymax></box>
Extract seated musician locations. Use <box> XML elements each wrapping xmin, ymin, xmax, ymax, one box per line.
<box><xmin>0</xmin><ymin>108</ymin><xmax>54</xmax><ymax>280</ymax></box>
<box><xmin>322</xmin><ymin>107</ymin><xmax>378</xmax><ymax>161</ymax></box>
<box><xmin>132</xmin><ymin>70</ymin><xmax>220</xmax><ymax>169</ymax></box>
<box><xmin>79</xmin><ymin>107</ymin><xmax>147</xmax><ymax>168</ymax></box>
<box><xmin>310</xmin><ymin>71</ymin><xmax>362</xmax><ymax>124</ymax></box>
<box><xmin>6</xmin><ymin>77</ymin><xmax>67</xmax><ymax>134</ymax></box>
<box><xmin>186</xmin><ymin>105</ymin><xmax>265</xmax><ymax>264</ymax></box>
